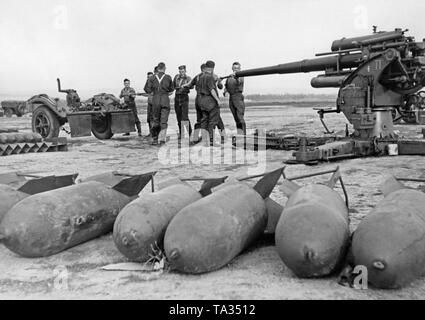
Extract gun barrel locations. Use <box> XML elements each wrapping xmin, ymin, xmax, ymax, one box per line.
<box><xmin>234</xmin><ymin>53</ymin><xmax>362</xmax><ymax>78</ymax></box>
<box><xmin>331</xmin><ymin>29</ymin><xmax>405</xmax><ymax>51</ymax></box>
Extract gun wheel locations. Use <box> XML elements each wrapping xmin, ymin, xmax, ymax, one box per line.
<box><xmin>32</xmin><ymin>106</ymin><xmax>60</xmax><ymax>139</ymax></box>
<box><xmin>91</xmin><ymin>114</ymin><xmax>113</xmax><ymax>140</ymax></box>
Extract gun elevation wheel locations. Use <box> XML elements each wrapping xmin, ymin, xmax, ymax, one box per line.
<box><xmin>91</xmin><ymin>114</ymin><xmax>113</xmax><ymax>140</ymax></box>
<box><xmin>32</xmin><ymin>106</ymin><xmax>60</xmax><ymax>139</ymax></box>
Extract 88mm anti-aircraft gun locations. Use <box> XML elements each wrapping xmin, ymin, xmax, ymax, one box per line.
<box><xmin>234</xmin><ymin>27</ymin><xmax>425</xmax><ymax>163</ymax></box>
<box><xmin>28</xmin><ymin>79</ymin><xmax>136</xmax><ymax>140</ymax></box>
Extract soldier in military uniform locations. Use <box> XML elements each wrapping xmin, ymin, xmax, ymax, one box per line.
<box><xmin>184</xmin><ymin>63</ymin><xmax>206</xmax><ymax>143</ymax></box>
<box><xmin>198</xmin><ymin>60</ymin><xmax>221</xmax><ymax>146</ymax></box>
<box><xmin>224</xmin><ymin>62</ymin><xmax>246</xmax><ymax>135</ymax></box>
<box><xmin>120</xmin><ymin>78</ymin><xmax>142</xmax><ymax>136</ymax></box>
<box><xmin>173</xmin><ymin>65</ymin><xmax>192</xmax><ymax>139</ymax></box>
<box><xmin>139</xmin><ymin>71</ymin><xmax>155</xmax><ymax>137</ymax></box>
<box><xmin>144</xmin><ymin>63</ymin><xmax>175</xmax><ymax>145</ymax></box>
<box><xmin>213</xmin><ymin>73</ymin><xmax>226</xmax><ymax>141</ymax></box>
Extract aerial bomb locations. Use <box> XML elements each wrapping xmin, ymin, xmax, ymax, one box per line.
<box><xmin>0</xmin><ymin>173</ymin><xmax>154</xmax><ymax>257</ymax></box>
<box><xmin>0</xmin><ymin>173</ymin><xmax>77</xmax><ymax>222</ymax></box>
<box><xmin>352</xmin><ymin>176</ymin><xmax>425</xmax><ymax>289</ymax></box>
<box><xmin>210</xmin><ymin>177</ymin><xmax>284</xmax><ymax>235</ymax></box>
<box><xmin>164</xmin><ymin>168</ymin><xmax>284</xmax><ymax>274</ymax></box>
<box><xmin>113</xmin><ymin>176</ymin><xmax>227</xmax><ymax>262</ymax></box>
<box><xmin>113</xmin><ymin>181</ymin><xmax>202</xmax><ymax>262</ymax></box>
<box><xmin>275</xmin><ymin>168</ymin><xmax>349</xmax><ymax>277</ymax></box>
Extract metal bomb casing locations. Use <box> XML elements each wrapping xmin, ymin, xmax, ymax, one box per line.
<box><xmin>113</xmin><ymin>182</ymin><xmax>202</xmax><ymax>262</ymax></box>
<box><xmin>275</xmin><ymin>184</ymin><xmax>349</xmax><ymax>277</ymax></box>
<box><xmin>352</xmin><ymin>187</ymin><xmax>425</xmax><ymax>289</ymax></box>
<box><xmin>0</xmin><ymin>173</ymin><xmax>77</xmax><ymax>223</ymax></box>
<box><xmin>164</xmin><ymin>182</ymin><xmax>267</xmax><ymax>274</ymax></box>
<box><xmin>0</xmin><ymin>185</ymin><xmax>28</xmax><ymax>222</ymax></box>
<box><xmin>0</xmin><ymin>173</ymin><xmax>154</xmax><ymax>258</ymax></box>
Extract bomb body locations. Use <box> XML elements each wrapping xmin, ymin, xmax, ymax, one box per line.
<box><xmin>275</xmin><ymin>184</ymin><xmax>349</xmax><ymax>277</ymax></box>
<box><xmin>0</xmin><ymin>181</ymin><xmax>131</xmax><ymax>257</ymax></box>
<box><xmin>113</xmin><ymin>183</ymin><xmax>202</xmax><ymax>262</ymax></box>
<box><xmin>0</xmin><ymin>185</ymin><xmax>28</xmax><ymax>222</ymax></box>
<box><xmin>164</xmin><ymin>182</ymin><xmax>267</xmax><ymax>274</ymax></box>
<box><xmin>352</xmin><ymin>188</ymin><xmax>425</xmax><ymax>289</ymax></box>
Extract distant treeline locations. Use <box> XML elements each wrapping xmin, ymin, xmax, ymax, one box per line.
<box><xmin>245</xmin><ymin>93</ymin><xmax>335</xmax><ymax>102</ymax></box>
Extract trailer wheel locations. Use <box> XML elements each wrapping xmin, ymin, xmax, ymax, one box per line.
<box><xmin>4</xmin><ymin>108</ymin><xmax>13</xmax><ymax>118</ymax></box>
<box><xmin>32</xmin><ymin>106</ymin><xmax>60</xmax><ymax>139</ymax></box>
<box><xmin>91</xmin><ymin>114</ymin><xmax>113</xmax><ymax>140</ymax></box>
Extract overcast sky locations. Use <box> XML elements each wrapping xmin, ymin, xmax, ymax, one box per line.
<box><xmin>1</xmin><ymin>0</ymin><xmax>424</xmax><ymax>98</ymax></box>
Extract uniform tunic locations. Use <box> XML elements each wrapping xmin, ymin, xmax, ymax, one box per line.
<box><xmin>144</xmin><ymin>73</ymin><xmax>174</xmax><ymax>140</ymax></box>
<box><xmin>225</xmin><ymin>76</ymin><xmax>246</xmax><ymax>134</ymax></box>
<box><xmin>188</xmin><ymin>73</ymin><xmax>204</xmax><ymax>131</ymax></box>
<box><xmin>173</xmin><ymin>74</ymin><xmax>192</xmax><ymax>137</ymax></box>
<box><xmin>198</xmin><ymin>73</ymin><xmax>221</xmax><ymax>143</ymax></box>
<box><xmin>144</xmin><ymin>79</ymin><xmax>154</xmax><ymax>135</ymax></box>
<box><xmin>120</xmin><ymin>86</ymin><xmax>141</xmax><ymax>131</ymax></box>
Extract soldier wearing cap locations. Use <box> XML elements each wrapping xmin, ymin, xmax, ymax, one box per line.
<box><xmin>144</xmin><ymin>62</ymin><xmax>175</xmax><ymax>145</ymax></box>
<box><xmin>198</xmin><ymin>60</ymin><xmax>221</xmax><ymax>146</ymax></box>
<box><xmin>173</xmin><ymin>65</ymin><xmax>192</xmax><ymax>139</ymax></box>
<box><xmin>224</xmin><ymin>62</ymin><xmax>246</xmax><ymax>135</ymax></box>
<box><xmin>120</xmin><ymin>78</ymin><xmax>142</xmax><ymax>137</ymax></box>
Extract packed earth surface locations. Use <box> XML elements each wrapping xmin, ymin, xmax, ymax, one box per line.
<box><xmin>1</xmin><ymin>103</ymin><xmax>425</xmax><ymax>299</ymax></box>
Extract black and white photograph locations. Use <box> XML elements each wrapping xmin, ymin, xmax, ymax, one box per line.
<box><xmin>1</xmin><ymin>0</ymin><xmax>425</xmax><ymax>307</ymax></box>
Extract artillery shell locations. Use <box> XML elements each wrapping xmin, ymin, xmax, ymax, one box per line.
<box><xmin>275</xmin><ymin>184</ymin><xmax>349</xmax><ymax>277</ymax></box>
<box><xmin>0</xmin><ymin>181</ymin><xmax>132</xmax><ymax>257</ymax></box>
<box><xmin>6</xmin><ymin>133</ymin><xmax>17</xmax><ymax>144</ymax></box>
<box><xmin>164</xmin><ymin>182</ymin><xmax>267</xmax><ymax>274</ymax></box>
<box><xmin>352</xmin><ymin>188</ymin><xmax>425</xmax><ymax>289</ymax></box>
<box><xmin>15</xmin><ymin>133</ymin><xmax>27</xmax><ymax>143</ymax></box>
<box><xmin>0</xmin><ymin>134</ymin><xmax>7</xmax><ymax>144</ymax></box>
<box><xmin>113</xmin><ymin>183</ymin><xmax>202</xmax><ymax>262</ymax></box>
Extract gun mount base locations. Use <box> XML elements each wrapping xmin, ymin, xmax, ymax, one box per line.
<box><xmin>232</xmin><ymin>130</ymin><xmax>425</xmax><ymax>165</ymax></box>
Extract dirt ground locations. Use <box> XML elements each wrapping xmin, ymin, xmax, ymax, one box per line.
<box><xmin>1</xmin><ymin>104</ymin><xmax>425</xmax><ymax>300</ymax></box>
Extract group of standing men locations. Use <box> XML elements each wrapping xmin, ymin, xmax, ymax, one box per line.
<box><xmin>119</xmin><ymin>60</ymin><xmax>246</xmax><ymax>146</ymax></box>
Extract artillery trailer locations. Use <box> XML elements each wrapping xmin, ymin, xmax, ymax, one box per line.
<box><xmin>27</xmin><ymin>79</ymin><xmax>135</xmax><ymax>140</ymax></box>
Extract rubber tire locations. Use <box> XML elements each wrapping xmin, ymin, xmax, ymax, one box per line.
<box><xmin>4</xmin><ymin>108</ymin><xmax>13</xmax><ymax>118</ymax></box>
<box><xmin>32</xmin><ymin>106</ymin><xmax>60</xmax><ymax>139</ymax></box>
<box><xmin>91</xmin><ymin>114</ymin><xmax>113</xmax><ymax>140</ymax></box>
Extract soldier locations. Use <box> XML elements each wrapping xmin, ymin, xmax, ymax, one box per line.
<box><xmin>224</xmin><ymin>62</ymin><xmax>246</xmax><ymax>135</ymax></box>
<box><xmin>120</xmin><ymin>78</ymin><xmax>142</xmax><ymax>137</ymax></box>
<box><xmin>146</xmin><ymin>71</ymin><xmax>154</xmax><ymax>137</ymax></box>
<box><xmin>184</xmin><ymin>63</ymin><xmax>206</xmax><ymax>143</ymax></box>
<box><xmin>213</xmin><ymin>73</ymin><xmax>226</xmax><ymax>141</ymax></box>
<box><xmin>144</xmin><ymin>62</ymin><xmax>174</xmax><ymax>145</ymax></box>
<box><xmin>198</xmin><ymin>60</ymin><xmax>221</xmax><ymax>146</ymax></box>
<box><xmin>139</xmin><ymin>71</ymin><xmax>155</xmax><ymax>137</ymax></box>
<box><xmin>173</xmin><ymin>65</ymin><xmax>192</xmax><ymax>139</ymax></box>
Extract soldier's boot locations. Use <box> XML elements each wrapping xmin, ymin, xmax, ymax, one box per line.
<box><xmin>191</xmin><ymin>128</ymin><xmax>201</xmax><ymax>143</ymax></box>
<box><xmin>136</xmin><ymin>123</ymin><xmax>142</xmax><ymax>137</ymax></box>
<box><xmin>220</xmin><ymin>129</ymin><xmax>227</xmax><ymax>144</ymax></box>
<box><xmin>158</xmin><ymin>128</ymin><xmax>167</xmax><ymax>144</ymax></box>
